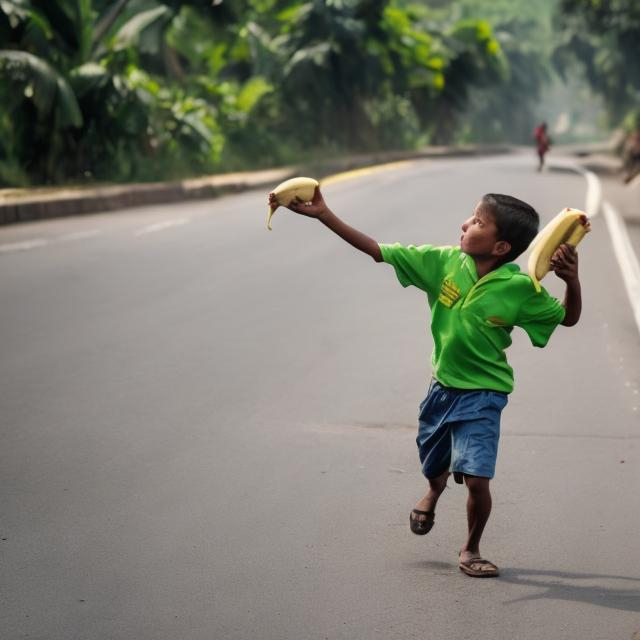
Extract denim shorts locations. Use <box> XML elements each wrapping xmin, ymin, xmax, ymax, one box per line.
<box><xmin>417</xmin><ymin>379</ymin><xmax>508</xmax><ymax>480</ymax></box>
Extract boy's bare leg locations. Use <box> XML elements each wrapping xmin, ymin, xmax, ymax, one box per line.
<box><xmin>459</xmin><ymin>475</ymin><xmax>492</xmax><ymax>563</ymax></box>
<box><xmin>412</xmin><ymin>469</ymin><xmax>450</xmax><ymax>522</ymax></box>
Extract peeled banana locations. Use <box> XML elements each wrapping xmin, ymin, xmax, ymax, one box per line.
<box><xmin>527</xmin><ymin>207</ymin><xmax>590</xmax><ymax>292</ymax></box>
<box><xmin>266</xmin><ymin>176</ymin><xmax>319</xmax><ymax>230</ymax></box>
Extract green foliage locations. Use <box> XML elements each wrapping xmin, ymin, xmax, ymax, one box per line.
<box><xmin>4</xmin><ymin>0</ymin><xmax>627</xmax><ymax>186</ymax></box>
<box><xmin>0</xmin><ymin>0</ymin><xmax>222</xmax><ymax>184</ymax></box>
<box><xmin>555</xmin><ymin>0</ymin><xmax>640</xmax><ymax>123</ymax></box>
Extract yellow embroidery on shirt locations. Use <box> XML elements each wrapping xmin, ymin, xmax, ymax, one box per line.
<box><xmin>438</xmin><ymin>279</ymin><xmax>461</xmax><ymax>308</ymax></box>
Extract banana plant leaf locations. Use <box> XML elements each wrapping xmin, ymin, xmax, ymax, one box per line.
<box><xmin>0</xmin><ymin>49</ymin><xmax>83</xmax><ymax>127</ymax></box>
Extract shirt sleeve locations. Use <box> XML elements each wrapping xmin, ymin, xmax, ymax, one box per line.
<box><xmin>378</xmin><ymin>243</ymin><xmax>451</xmax><ymax>294</ymax></box>
<box><xmin>515</xmin><ymin>287</ymin><xmax>566</xmax><ymax>348</ymax></box>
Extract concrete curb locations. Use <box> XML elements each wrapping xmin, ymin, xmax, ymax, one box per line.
<box><xmin>0</xmin><ymin>145</ymin><xmax>511</xmax><ymax>226</ymax></box>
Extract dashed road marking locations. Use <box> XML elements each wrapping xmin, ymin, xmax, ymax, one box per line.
<box><xmin>0</xmin><ymin>216</ymin><xmax>191</xmax><ymax>254</ymax></box>
<box><xmin>134</xmin><ymin>218</ymin><xmax>189</xmax><ymax>236</ymax></box>
<box><xmin>0</xmin><ymin>238</ymin><xmax>48</xmax><ymax>253</ymax></box>
<box><xmin>0</xmin><ymin>229</ymin><xmax>103</xmax><ymax>254</ymax></box>
<box><xmin>58</xmin><ymin>229</ymin><xmax>103</xmax><ymax>242</ymax></box>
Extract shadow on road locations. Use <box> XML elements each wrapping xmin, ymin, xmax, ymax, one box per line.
<box><xmin>499</xmin><ymin>567</ymin><xmax>640</xmax><ymax>612</ymax></box>
<box><xmin>410</xmin><ymin>562</ymin><xmax>640</xmax><ymax>612</ymax></box>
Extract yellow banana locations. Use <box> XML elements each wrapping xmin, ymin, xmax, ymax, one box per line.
<box><xmin>266</xmin><ymin>176</ymin><xmax>319</xmax><ymax>230</ymax></box>
<box><xmin>527</xmin><ymin>207</ymin><xmax>589</xmax><ymax>292</ymax></box>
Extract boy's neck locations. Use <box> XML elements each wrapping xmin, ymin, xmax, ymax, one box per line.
<box><xmin>473</xmin><ymin>256</ymin><xmax>502</xmax><ymax>279</ymax></box>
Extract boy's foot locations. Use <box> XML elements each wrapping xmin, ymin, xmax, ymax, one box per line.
<box><xmin>458</xmin><ymin>551</ymin><xmax>499</xmax><ymax>578</ymax></box>
<box><xmin>409</xmin><ymin>509</ymin><xmax>434</xmax><ymax>535</ymax></box>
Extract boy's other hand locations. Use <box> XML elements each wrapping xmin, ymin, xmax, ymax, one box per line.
<box><xmin>550</xmin><ymin>243</ymin><xmax>579</xmax><ymax>282</ymax></box>
<box><xmin>268</xmin><ymin>187</ymin><xmax>329</xmax><ymax>221</ymax></box>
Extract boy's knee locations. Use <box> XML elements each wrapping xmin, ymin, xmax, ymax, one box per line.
<box><xmin>464</xmin><ymin>475</ymin><xmax>490</xmax><ymax>494</ymax></box>
<box><xmin>428</xmin><ymin>471</ymin><xmax>449</xmax><ymax>494</ymax></box>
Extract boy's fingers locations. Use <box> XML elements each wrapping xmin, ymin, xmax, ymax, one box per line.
<box><xmin>559</xmin><ymin>243</ymin><xmax>573</xmax><ymax>255</ymax></box>
<box><xmin>555</xmin><ymin>244</ymin><xmax>577</xmax><ymax>262</ymax></box>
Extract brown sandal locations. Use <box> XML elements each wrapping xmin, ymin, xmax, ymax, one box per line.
<box><xmin>409</xmin><ymin>509</ymin><xmax>435</xmax><ymax>535</ymax></box>
<box><xmin>458</xmin><ymin>557</ymin><xmax>499</xmax><ymax>578</ymax></box>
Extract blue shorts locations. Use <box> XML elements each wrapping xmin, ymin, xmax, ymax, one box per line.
<box><xmin>417</xmin><ymin>380</ymin><xmax>508</xmax><ymax>480</ymax></box>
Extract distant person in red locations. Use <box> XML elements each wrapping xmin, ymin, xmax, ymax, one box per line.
<box><xmin>534</xmin><ymin>122</ymin><xmax>551</xmax><ymax>171</ymax></box>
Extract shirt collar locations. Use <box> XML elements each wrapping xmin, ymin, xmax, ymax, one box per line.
<box><xmin>460</xmin><ymin>252</ymin><xmax>520</xmax><ymax>284</ymax></box>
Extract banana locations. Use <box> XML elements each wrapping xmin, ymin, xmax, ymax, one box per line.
<box><xmin>527</xmin><ymin>207</ymin><xmax>590</xmax><ymax>292</ymax></box>
<box><xmin>266</xmin><ymin>176</ymin><xmax>319</xmax><ymax>230</ymax></box>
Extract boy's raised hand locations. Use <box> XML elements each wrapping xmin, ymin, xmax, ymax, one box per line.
<box><xmin>268</xmin><ymin>186</ymin><xmax>329</xmax><ymax>221</ymax></box>
<box><xmin>550</xmin><ymin>244</ymin><xmax>579</xmax><ymax>282</ymax></box>
<box><xmin>550</xmin><ymin>215</ymin><xmax>589</xmax><ymax>283</ymax></box>
<box><xmin>269</xmin><ymin>185</ymin><xmax>382</xmax><ymax>262</ymax></box>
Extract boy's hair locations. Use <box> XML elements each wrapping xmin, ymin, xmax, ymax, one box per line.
<box><xmin>482</xmin><ymin>193</ymin><xmax>539</xmax><ymax>263</ymax></box>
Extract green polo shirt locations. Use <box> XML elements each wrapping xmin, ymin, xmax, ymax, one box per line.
<box><xmin>379</xmin><ymin>243</ymin><xmax>565</xmax><ymax>393</ymax></box>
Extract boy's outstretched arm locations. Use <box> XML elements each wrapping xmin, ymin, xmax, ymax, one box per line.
<box><xmin>269</xmin><ymin>188</ymin><xmax>383</xmax><ymax>262</ymax></box>
<box><xmin>551</xmin><ymin>243</ymin><xmax>582</xmax><ymax>326</ymax></box>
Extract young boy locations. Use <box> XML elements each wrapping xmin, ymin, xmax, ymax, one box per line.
<box><xmin>268</xmin><ymin>188</ymin><xmax>584</xmax><ymax>578</ymax></box>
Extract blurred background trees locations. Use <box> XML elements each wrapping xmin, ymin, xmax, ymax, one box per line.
<box><xmin>0</xmin><ymin>0</ymin><xmax>636</xmax><ymax>186</ymax></box>
<box><xmin>553</xmin><ymin>0</ymin><xmax>640</xmax><ymax>137</ymax></box>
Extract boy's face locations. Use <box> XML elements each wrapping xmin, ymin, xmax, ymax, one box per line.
<box><xmin>460</xmin><ymin>202</ymin><xmax>510</xmax><ymax>260</ymax></box>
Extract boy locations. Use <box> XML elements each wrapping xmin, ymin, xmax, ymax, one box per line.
<box><xmin>268</xmin><ymin>188</ymin><xmax>584</xmax><ymax>578</ymax></box>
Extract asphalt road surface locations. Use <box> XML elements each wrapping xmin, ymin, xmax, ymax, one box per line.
<box><xmin>1</xmin><ymin>155</ymin><xmax>639</xmax><ymax>640</ymax></box>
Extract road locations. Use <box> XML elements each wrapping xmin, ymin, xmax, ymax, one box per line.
<box><xmin>1</xmin><ymin>155</ymin><xmax>639</xmax><ymax>640</ymax></box>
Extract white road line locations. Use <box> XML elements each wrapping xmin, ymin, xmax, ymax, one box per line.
<box><xmin>0</xmin><ymin>238</ymin><xmax>48</xmax><ymax>253</ymax></box>
<box><xmin>134</xmin><ymin>218</ymin><xmax>189</xmax><ymax>236</ymax></box>
<box><xmin>582</xmin><ymin>169</ymin><xmax>602</xmax><ymax>219</ymax></box>
<box><xmin>602</xmin><ymin>201</ymin><xmax>640</xmax><ymax>334</ymax></box>
<box><xmin>58</xmin><ymin>229</ymin><xmax>103</xmax><ymax>242</ymax></box>
<box><xmin>0</xmin><ymin>229</ymin><xmax>103</xmax><ymax>254</ymax></box>
<box><xmin>548</xmin><ymin>159</ymin><xmax>602</xmax><ymax>217</ymax></box>
<box><xmin>550</xmin><ymin>157</ymin><xmax>640</xmax><ymax>334</ymax></box>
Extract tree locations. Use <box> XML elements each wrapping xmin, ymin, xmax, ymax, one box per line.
<box><xmin>458</xmin><ymin>17</ymin><xmax>552</xmax><ymax>144</ymax></box>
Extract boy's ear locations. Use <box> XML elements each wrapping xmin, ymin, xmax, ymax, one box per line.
<box><xmin>493</xmin><ymin>240</ymin><xmax>511</xmax><ymax>257</ymax></box>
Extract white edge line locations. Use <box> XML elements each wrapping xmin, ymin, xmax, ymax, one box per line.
<box><xmin>323</xmin><ymin>157</ymin><xmax>639</xmax><ymax>336</ymax></box>
<box><xmin>602</xmin><ymin>201</ymin><xmax>640</xmax><ymax>335</ymax></box>
<box><xmin>547</xmin><ymin>158</ymin><xmax>601</xmax><ymax>218</ymax></box>
<box><xmin>583</xmin><ymin>170</ymin><xmax>602</xmax><ymax>219</ymax></box>
<box><xmin>551</xmin><ymin>158</ymin><xmax>640</xmax><ymax>335</ymax></box>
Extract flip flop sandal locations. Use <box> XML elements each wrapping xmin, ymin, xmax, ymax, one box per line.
<box><xmin>458</xmin><ymin>557</ymin><xmax>499</xmax><ymax>578</ymax></box>
<box><xmin>409</xmin><ymin>509</ymin><xmax>435</xmax><ymax>535</ymax></box>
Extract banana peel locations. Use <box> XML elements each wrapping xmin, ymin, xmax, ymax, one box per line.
<box><xmin>267</xmin><ymin>176</ymin><xmax>319</xmax><ymax>230</ymax></box>
<box><xmin>527</xmin><ymin>207</ymin><xmax>590</xmax><ymax>292</ymax></box>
